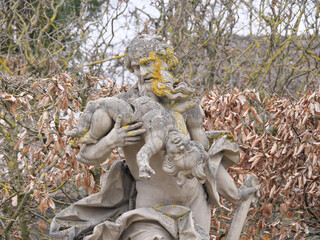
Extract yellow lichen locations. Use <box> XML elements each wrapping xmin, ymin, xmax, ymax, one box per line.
<box><xmin>145</xmin><ymin>50</ymin><xmax>177</xmax><ymax>98</ymax></box>
<box><xmin>152</xmin><ymin>203</ymin><xmax>164</xmax><ymax>211</ymax></box>
<box><xmin>165</xmin><ymin>47</ymin><xmax>179</xmax><ymax>69</ymax></box>
<box><xmin>79</xmin><ymin>131</ymin><xmax>90</xmax><ymax>142</ymax></box>
<box><xmin>140</xmin><ymin>51</ymin><xmax>156</xmax><ymax>65</ymax></box>
<box><xmin>139</xmin><ymin>57</ymin><xmax>149</xmax><ymax>65</ymax></box>
<box><xmin>208</xmin><ymin>132</ymin><xmax>235</xmax><ymax>145</ymax></box>
<box><xmin>172</xmin><ymin>112</ymin><xmax>189</xmax><ymax>135</ymax></box>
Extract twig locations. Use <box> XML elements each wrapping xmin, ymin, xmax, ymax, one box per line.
<box><xmin>77</xmin><ymin>54</ymin><xmax>126</xmax><ymax>69</ymax></box>
<box><xmin>0</xmin><ymin>217</ymin><xmax>5</xmax><ymax>230</ymax></box>
<box><xmin>2</xmin><ymin>156</ymin><xmax>60</xmax><ymax>236</ymax></box>
<box><xmin>51</xmin><ymin>198</ymin><xmax>71</xmax><ymax>206</ymax></box>
<box><xmin>283</xmin><ymin>85</ymin><xmax>298</xmax><ymax>101</ymax></box>
<box><xmin>59</xmin><ymin>186</ymin><xmax>74</xmax><ymax>204</ymax></box>
<box><xmin>2</xmin><ymin>192</ymin><xmax>30</xmax><ymax>237</ymax></box>
<box><xmin>0</xmin><ymin>193</ymin><xmax>17</xmax><ymax>206</ymax></box>
<box><xmin>304</xmin><ymin>192</ymin><xmax>320</xmax><ymax>222</ymax></box>
<box><xmin>49</xmin><ymin>180</ymin><xmax>67</xmax><ymax>193</ymax></box>
<box><xmin>27</xmin><ymin>209</ymin><xmax>50</xmax><ymax>223</ymax></box>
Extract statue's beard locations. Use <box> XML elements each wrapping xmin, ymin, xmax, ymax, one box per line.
<box><xmin>151</xmin><ymin>70</ymin><xmax>195</xmax><ymax>101</ymax></box>
<box><xmin>138</xmin><ymin>82</ymin><xmax>159</xmax><ymax>101</ymax></box>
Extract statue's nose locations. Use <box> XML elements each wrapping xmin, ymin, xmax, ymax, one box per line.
<box><xmin>140</xmin><ymin>66</ymin><xmax>149</xmax><ymax>77</ymax></box>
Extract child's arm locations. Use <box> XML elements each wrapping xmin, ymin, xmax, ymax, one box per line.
<box><xmin>185</xmin><ymin>106</ymin><xmax>209</xmax><ymax>151</ymax></box>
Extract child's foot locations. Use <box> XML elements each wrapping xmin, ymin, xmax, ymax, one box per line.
<box><xmin>67</xmin><ymin>128</ymin><xmax>80</xmax><ymax>137</ymax></box>
<box><xmin>79</xmin><ymin>133</ymin><xmax>98</xmax><ymax>144</ymax></box>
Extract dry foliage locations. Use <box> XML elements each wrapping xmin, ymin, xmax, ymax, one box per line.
<box><xmin>1</xmin><ymin>72</ymin><xmax>319</xmax><ymax>239</ymax></box>
<box><xmin>0</xmin><ymin>73</ymin><xmax>127</xmax><ymax>239</ymax></box>
<box><xmin>202</xmin><ymin>86</ymin><xmax>320</xmax><ymax>239</ymax></box>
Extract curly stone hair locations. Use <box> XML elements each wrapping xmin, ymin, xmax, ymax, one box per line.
<box><xmin>162</xmin><ymin>131</ymin><xmax>208</xmax><ymax>185</ymax></box>
<box><xmin>125</xmin><ymin>34</ymin><xmax>177</xmax><ymax>72</ymax></box>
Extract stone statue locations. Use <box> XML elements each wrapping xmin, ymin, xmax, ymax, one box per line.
<box><xmin>50</xmin><ymin>34</ymin><xmax>259</xmax><ymax>240</ymax></box>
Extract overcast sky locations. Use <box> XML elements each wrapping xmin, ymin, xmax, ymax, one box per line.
<box><xmin>85</xmin><ymin>0</ymin><xmax>316</xmax><ymax>83</ymax></box>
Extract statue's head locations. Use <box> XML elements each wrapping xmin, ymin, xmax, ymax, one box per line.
<box><xmin>163</xmin><ymin>131</ymin><xmax>208</xmax><ymax>186</ymax></box>
<box><xmin>125</xmin><ymin>34</ymin><xmax>177</xmax><ymax>72</ymax></box>
<box><xmin>125</xmin><ymin>34</ymin><xmax>194</xmax><ymax>101</ymax></box>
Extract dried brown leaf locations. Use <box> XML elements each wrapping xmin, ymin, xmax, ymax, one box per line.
<box><xmin>280</xmin><ymin>203</ymin><xmax>288</xmax><ymax>216</ymax></box>
<box><xmin>39</xmin><ymin>198</ymin><xmax>48</xmax><ymax>214</ymax></box>
<box><xmin>243</xmin><ymin>109</ymin><xmax>249</xmax><ymax>125</ymax></box>
<box><xmin>12</xmin><ymin>195</ymin><xmax>18</xmax><ymax>207</ymax></box>
<box><xmin>261</xmin><ymin>202</ymin><xmax>273</xmax><ymax>218</ymax></box>
<box><xmin>38</xmin><ymin>96</ymin><xmax>50</xmax><ymax>108</ymax></box>
<box><xmin>269</xmin><ymin>185</ymin><xmax>276</xmax><ymax>198</ymax></box>
<box><xmin>249</xmin><ymin>106</ymin><xmax>263</xmax><ymax>123</ymax></box>
<box><xmin>251</xmin><ymin>137</ymin><xmax>261</xmax><ymax>148</ymax></box>
<box><xmin>302</xmin><ymin>112</ymin><xmax>309</xmax><ymax>125</ymax></box>
<box><xmin>38</xmin><ymin>111</ymin><xmax>49</xmax><ymax>130</ymax></box>
<box><xmin>295</xmin><ymin>143</ymin><xmax>305</xmax><ymax>156</ymax></box>
<box><xmin>314</xmin><ymin>102</ymin><xmax>320</xmax><ymax>113</ymax></box>
<box><xmin>250</xmin><ymin>155</ymin><xmax>262</xmax><ymax>169</ymax></box>
<box><xmin>307</xmin><ymin>92</ymin><xmax>316</xmax><ymax>101</ymax></box>
<box><xmin>61</xmin><ymin>99</ymin><xmax>69</xmax><ymax>111</ymax></box>
<box><xmin>238</xmin><ymin>94</ymin><xmax>247</xmax><ymax>105</ymax></box>
<box><xmin>255</xmin><ymin>92</ymin><xmax>261</xmax><ymax>102</ymax></box>
<box><xmin>48</xmin><ymin>198</ymin><xmax>55</xmax><ymax>211</ymax></box>
<box><xmin>261</xmin><ymin>137</ymin><xmax>266</xmax><ymax>150</ymax></box>
<box><xmin>34</xmin><ymin>189</ymin><xmax>40</xmax><ymax>202</ymax></box>
<box><xmin>307</xmin><ymin>165</ymin><xmax>313</xmax><ymax>179</ymax></box>
<box><xmin>31</xmin><ymin>82</ymin><xmax>40</xmax><ymax>89</ymax></box>
<box><xmin>270</xmin><ymin>143</ymin><xmax>277</xmax><ymax>155</ymax></box>
<box><xmin>40</xmin><ymin>221</ymin><xmax>47</xmax><ymax>233</ymax></box>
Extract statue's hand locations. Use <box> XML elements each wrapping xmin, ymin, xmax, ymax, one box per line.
<box><xmin>137</xmin><ymin>152</ymin><xmax>155</xmax><ymax>179</ymax></box>
<box><xmin>108</xmin><ymin>115</ymin><xmax>146</xmax><ymax>148</ymax></box>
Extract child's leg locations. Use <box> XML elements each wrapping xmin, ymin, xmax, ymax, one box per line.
<box><xmin>67</xmin><ymin>101</ymin><xmax>97</xmax><ymax>137</ymax></box>
<box><xmin>136</xmin><ymin>125</ymin><xmax>166</xmax><ymax>179</ymax></box>
<box><xmin>87</xmin><ymin>108</ymin><xmax>113</xmax><ymax>144</ymax></box>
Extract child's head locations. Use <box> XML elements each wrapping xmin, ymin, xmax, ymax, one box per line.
<box><xmin>163</xmin><ymin>131</ymin><xmax>208</xmax><ymax>185</ymax></box>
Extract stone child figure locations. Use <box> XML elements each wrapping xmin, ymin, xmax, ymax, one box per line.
<box><xmin>67</xmin><ymin>95</ymin><xmax>206</xmax><ymax>182</ymax></box>
<box><xmin>163</xmin><ymin>130</ymin><xmax>208</xmax><ymax>185</ymax></box>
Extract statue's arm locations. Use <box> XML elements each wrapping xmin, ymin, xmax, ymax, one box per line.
<box><xmin>185</xmin><ymin>106</ymin><xmax>209</xmax><ymax>151</ymax></box>
<box><xmin>77</xmin><ymin>115</ymin><xmax>146</xmax><ymax>165</ymax></box>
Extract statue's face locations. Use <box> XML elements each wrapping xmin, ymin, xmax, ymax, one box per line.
<box><xmin>171</xmin><ymin>147</ymin><xmax>200</xmax><ymax>171</ymax></box>
<box><xmin>130</xmin><ymin>50</ymin><xmax>176</xmax><ymax>100</ymax></box>
<box><xmin>131</xmin><ymin>57</ymin><xmax>157</xmax><ymax>100</ymax></box>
